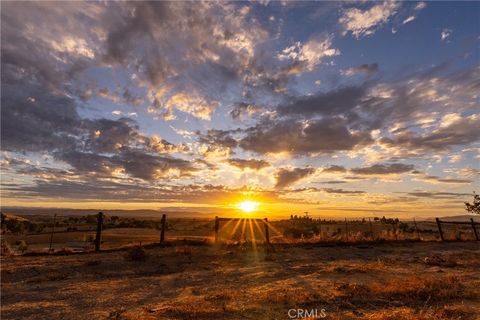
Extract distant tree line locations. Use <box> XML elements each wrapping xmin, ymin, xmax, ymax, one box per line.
<box><xmin>1</xmin><ymin>213</ymin><xmax>168</xmax><ymax>235</ymax></box>
<box><xmin>1</xmin><ymin>213</ymin><xmax>46</xmax><ymax>234</ymax></box>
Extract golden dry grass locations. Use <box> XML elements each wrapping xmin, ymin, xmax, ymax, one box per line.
<box><xmin>1</xmin><ymin>241</ymin><xmax>479</xmax><ymax>319</ymax></box>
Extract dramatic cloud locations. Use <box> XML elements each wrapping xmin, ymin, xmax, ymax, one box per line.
<box><xmin>239</xmin><ymin>118</ymin><xmax>372</xmax><ymax>156</ymax></box>
<box><xmin>1</xmin><ymin>81</ymin><xmax>81</xmax><ymax>153</ymax></box>
<box><xmin>56</xmin><ymin>149</ymin><xmax>197</xmax><ymax>181</ymax></box>
<box><xmin>1</xmin><ymin>1</ymin><xmax>478</xmax><ymax>214</ymax></box>
<box><xmin>226</xmin><ymin>158</ymin><xmax>270</xmax><ymax>170</ymax></box>
<box><xmin>98</xmin><ymin>88</ymin><xmax>143</xmax><ymax>107</ymax></box>
<box><xmin>379</xmin><ymin>114</ymin><xmax>480</xmax><ymax>155</ymax></box>
<box><xmin>339</xmin><ymin>2</ymin><xmax>400</xmax><ymax>38</ymax></box>
<box><xmin>392</xmin><ymin>67</ymin><xmax>478</xmax><ymax>120</ymax></box>
<box><xmin>197</xmin><ymin>129</ymin><xmax>239</xmax><ymax>150</ymax></box>
<box><xmin>277</xmin><ymin>85</ymin><xmax>368</xmax><ymax>118</ymax></box>
<box><xmin>275</xmin><ymin>167</ymin><xmax>316</xmax><ymax>189</ymax></box>
<box><xmin>84</xmin><ymin>118</ymin><xmax>141</xmax><ymax>153</ymax></box>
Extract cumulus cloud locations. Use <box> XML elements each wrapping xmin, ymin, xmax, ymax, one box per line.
<box><xmin>197</xmin><ymin>129</ymin><xmax>239</xmax><ymax>150</ymax></box>
<box><xmin>145</xmin><ymin>136</ymin><xmax>190</xmax><ymax>154</ymax></box>
<box><xmin>1</xmin><ymin>1</ymin><xmax>478</xmax><ymax>208</ymax></box>
<box><xmin>379</xmin><ymin>114</ymin><xmax>480</xmax><ymax>155</ymax></box>
<box><xmin>99</xmin><ymin>88</ymin><xmax>143</xmax><ymax>107</ymax></box>
<box><xmin>277</xmin><ymin>33</ymin><xmax>340</xmax><ymax>72</ymax></box>
<box><xmin>1</xmin><ymin>80</ymin><xmax>81</xmax><ymax>153</ymax></box>
<box><xmin>56</xmin><ymin>149</ymin><xmax>197</xmax><ymax>181</ymax></box>
<box><xmin>164</xmin><ymin>92</ymin><xmax>219</xmax><ymax>121</ymax></box>
<box><xmin>277</xmin><ymin>85</ymin><xmax>369</xmax><ymax>118</ymax></box>
<box><xmin>99</xmin><ymin>1</ymin><xmax>275</xmax><ymax>104</ymax></box>
<box><xmin>239</xmin><ymin>117</ymin><xmax>372</xmax><ymax>156</ymax></box>
<box><xmin>229</xmin><ymin>103</ymin><xmax>263</xmax><ymax>120</ymax></box>
<box><xmin>275</xmin><ymin>167</ymin><xmax>316</xmax><ymax>189</ymax></box>
<box><xmin>339</xmin><ymin>2</ymin><xmax>400</xmax><ymax>38</ymax></box>
<box><xmin>457</xmin><ymin>167</ymin><xmax>480</xmax><ymax>178</ymax></box>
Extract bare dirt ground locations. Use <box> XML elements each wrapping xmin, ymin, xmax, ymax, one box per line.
<box><xmin>1</xmin><ymin>241</ymin><xmax>479</xmax><ymax>320</ymax></box>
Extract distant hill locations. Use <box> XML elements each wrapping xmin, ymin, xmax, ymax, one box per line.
<box><xmin>0</xmin><ymin>207</ymin><xmax>229</xmax><ymax>218</ymax></box>
<box><xmin>1</xmin><ymin>213</ymin><xmax>31</xmax><ymax>222</ymax></box>
<box><xmin>428</xmin><ymin>215</ymin><xmax>480</xmax><ymax>222</ymax></box>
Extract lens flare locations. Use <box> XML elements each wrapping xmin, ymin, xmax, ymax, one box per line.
<box><xmin>237</xmin><ymin>201</ymin><xmax>258</xmax><ymax>213</ymax></box>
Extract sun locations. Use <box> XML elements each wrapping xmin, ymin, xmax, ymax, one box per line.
<box><xmin>237</xmin><ymin>200</ymin><xmax>259</xmax><ymax>213</ymax></box>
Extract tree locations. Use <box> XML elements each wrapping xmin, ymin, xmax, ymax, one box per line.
<box><xmin>465</xmin><ymin>192</ymin><xmax>480</xmax><ymax>215</ymax></box>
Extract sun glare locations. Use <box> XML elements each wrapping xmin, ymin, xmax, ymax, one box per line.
<box><xmin>237</xmin><ymin>200</ymin><xmax>258</xmax><ymax>213</ymax></box>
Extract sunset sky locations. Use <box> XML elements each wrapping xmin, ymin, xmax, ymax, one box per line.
<box><xmin>1</xmin><ymin>1</ymin><xmax>479</xmax><ymax>218</ymax></box>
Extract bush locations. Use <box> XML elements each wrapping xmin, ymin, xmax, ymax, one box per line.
<box><xmin>85</xmin><ymin>260</ymin><xmax>101</xmax><ymax>267</ymax></box>
<box><xmin>126</xmin><ymin>246</ymin><xmax>148</xmax><ymax>261</ymax></box>
<box><xmin>1</xmin><ymin>240</ymin><xmax>12</xmax><ymax>256</ymax></box>
<box><xmin>17</xmin><ymin>240</ymin><xmax>28</xmax><ymax>254</ymax></box>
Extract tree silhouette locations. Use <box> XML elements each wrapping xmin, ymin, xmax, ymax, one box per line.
<box><xmin>465</xmin><ymin>192</ymin><xmax>480</xmax><ymax>215</ymax></box>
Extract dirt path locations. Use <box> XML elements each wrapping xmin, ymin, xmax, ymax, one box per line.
<box><xmin>1</xmin><ymin>241</ymin><xmax>479</xmax><ymax>319</ymax></box>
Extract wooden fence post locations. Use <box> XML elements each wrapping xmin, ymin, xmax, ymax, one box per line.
<box><xmin>160</xmin><ymin>214</ymin><xmax>166</xmax><ymax>243</ymax></box>
<box><xmin>95</xmin><ymin>212</ymin><xmax>104</xmax><ymax>252</ymax></box>
<box><xmin>471</xmin><ymin>218</ymin><xmax>479</xmax><ymax>241</ymax></box>
<box><xmin>214</xmin><ymin>216</ymin><xmax>219</xmax><ymax>244</ymax></box>
<box><xmin>318</xmin><ymin>219</ymin><xmax>322</xmax><ymax>240</ymax></box>
<box><xmin>436</xmin><ymin>218</ymin><xmax>444</xmax><ymax>241</ymax></box>
<box><xmin>48</xmin><ymin>214</ymin><xmax>57</xmax><ymax>253</ymax></box>
<box><xmin>264</xmin><ymin>218</ymin><xmax>270</xmax><ymax>244</ymax></box>
<box><xmin>413</xmin><ymin>217</ymin><xmax>420</xmax><ymax>240</ymax></box>
<box><xmin>344</xmin><ymin>218</ymin><xmax>349</xmax><ymax>241</ymax></box>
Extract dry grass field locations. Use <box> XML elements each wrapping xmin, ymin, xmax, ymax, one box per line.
<box><xmin>1</xmin><ymin>241</ymin><xmax>479</xmax><ymax>320</ymax></box>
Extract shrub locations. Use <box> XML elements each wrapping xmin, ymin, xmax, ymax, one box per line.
<box><xmin>17</xmin><ymin>240</ymin><xmax>28</xmax><ymax>254</ymax></box>
<box><xmin>126</xmin><ymin>246</ymin><xmax>148</xmax><ymax>261</ymax></box>
<box><xmin>85</xmin><ymin>260</ymin><xmax>101</xmax><ymax>267</ymax></box>
<box><xmin>1</xmin><ymin>240</ymin><xmax>12</xmax><ymax>256</ymax></box>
